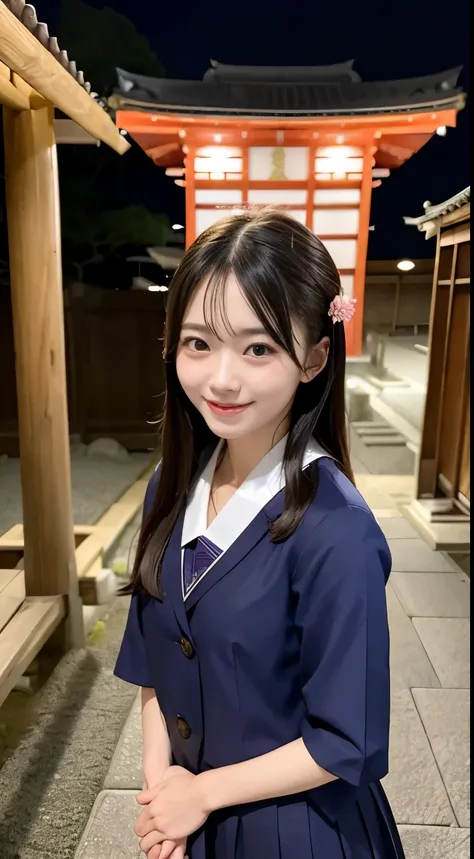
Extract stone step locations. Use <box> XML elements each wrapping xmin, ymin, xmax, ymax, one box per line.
<box><xmin>362</xmin><ymin>435</ymin><xmax>407</xmax><ymax>446</ymax></box>
<box><xmin>379</xmin><ymin>517</ymin><xmax>419</xmax><ymax>539</ymax></box>
<box><xmin>386</xmin><ymin>585</ymin><xmax>440</xmax><ymax>692</ymax></box>
<box><xmin>383</xmin><ymin>689</ymin><xmax>455</xmax><ymax>826</ymax></box>
<box><xmin>388</xmin><ymin>538</ymin><xmax>457</xmax><ymax>573</ymax></box>
<box><xmin>391</xmin><ymin>571</ymin><xmax>470</xmax><ymax>619</ymax></box>
<box><xmin>412</xmin><ymin>688</ymin><xmax>470</xmax><ymax>828</ymax></box>
<box><xmin>355</xmin><ymin>426</ymin><xmax>402</xmax><ymax>437</ymax></box>
<box><xmin>104</xmin><ymin>690</ymin><xmax>143</xmax><ymax>789</ymax></box>
<box><xmin>352</xmin><ymin>420</ymin><xmax>389</xmax><ymax>429</ymax></box>
<box><xmin>412</xmin><ymin>617</ymin><xmax>469</xmax><ymax>688</ymax></box>
<box><xmin>404</xmin><ymin>502</ymin><xmax>471</xmax><ymax>552</ymax></box>
<box><xmin>399</xmin><ymin>825</ymin><xmax>470</xmax><ymax>859</ymax></box>
<box><xmin>74</xmin><ymin>790</ymin><xmax>141</xmax><ymax>859</ymax></box>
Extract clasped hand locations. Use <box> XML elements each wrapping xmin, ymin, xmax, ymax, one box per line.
<box><xmin>135</xmin><ymin>765</ymin><xmax>210</xmax><ymax>858</ymax></box>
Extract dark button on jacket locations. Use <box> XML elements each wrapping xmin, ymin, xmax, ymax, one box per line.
<box><xmin>177</xmin><ymin>716</ymin><xmax>192</xmax><ymax>739</ymax></box>
<box><xmin>180</xmin><ymin>636</ymin><xmax>194</xmax><ymax>659</ymax></box>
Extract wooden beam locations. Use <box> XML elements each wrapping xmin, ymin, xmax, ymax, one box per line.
<box><xmin>12</xmin><ymin>70</ymin><xmax>48</xmax><ymax>109</ymax></box>
<box><xmin>0</xmin><ymin>1</ymin><xmax>130</xmax><ymax>155</ymax></box>
<box><xmin>0</xmin><ymin>595</ymin><xmax>66</xmax><ymax>708</ymax></box>
<box><xmin>0</xmin><ymin>58</ymin><xmax>29</xmax><ymax>109</ymax></box>
<box><xmin>3</xmin><ymin>102</ymin><xmax>84</xmax><ymax>648</ymax></box>
<box><xmin>440</xmin><ymin>225</ymin><xmax>470</xmax><ymax>247</ymax></box>
<box><xmin>148</xmin><ymin>142</ymin><xmax>182</xmax><ymax>161</ymax></box>
<box><xmin>440</xmin><ymin>203</ymin><xmax>470</xmax><ymax>229</ymax></box>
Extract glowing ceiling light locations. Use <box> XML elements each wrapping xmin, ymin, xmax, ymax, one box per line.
<box><xmin>148</xmin><ymin>285</ymin><xmax>169</xmax><ymax>292</ymax></box>
<box><xmin>397</xmin><ymin>260</ymin><xmax>415</xmax><ymax>272</ymax></box>
<box><xmin>436</xmin><ymin>126</ymin><xmax>447</xmax><ymax>137</ymax></box>
<box><xmin>172</xmin><ymin>224</ymin><xmax>184</xmax><ymax>230</ymax></box>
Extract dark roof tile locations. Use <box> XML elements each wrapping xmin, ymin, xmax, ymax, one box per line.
<box><xmin>4</xmin><ymin>0</ymin><xmax>92</xmax><ymax>92</ymax></box>
<box><xmin>405</xmin><ymin>187</ymin><xmax>470</xmax><ymax>227</ymax></box>
<box><xmin>115</xmin><ymin>65</ymin><xmax>465</xmax><ymax>117</ymax></box>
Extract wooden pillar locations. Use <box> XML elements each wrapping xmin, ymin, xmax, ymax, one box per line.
<box><xmin>350</xmin><ymin>141</ymin><xmax>375</xmax><ymax>356</ymax></box>
<box><xmin>3</xmin><ymin>102</ymin><xmax>84</xmax><ymax>649</ymax></box>
<box><xmin>184</xmin><ymin>144</ymin><xmax>196</xmax><ymax>248</ymax></box>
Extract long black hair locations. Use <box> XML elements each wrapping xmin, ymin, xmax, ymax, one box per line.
<box><xmin>124</xmin><ymin>209</ymin><xmax>354</xmax><ymax>598</ymax></box>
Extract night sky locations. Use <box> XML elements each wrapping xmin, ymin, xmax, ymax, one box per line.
<box><xmin>39</xmin><ymin>0</ymin><xmax>470</xmax><ymax>260</ymax></box>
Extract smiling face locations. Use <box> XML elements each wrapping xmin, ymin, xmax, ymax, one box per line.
<box><xmin>176</xmin><ymin>273</ymin><xmax>328</xmax><ymax>447</ymax></box>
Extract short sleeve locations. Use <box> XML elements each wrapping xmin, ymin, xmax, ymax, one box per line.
<box><xmin>113</xmin><ymin>468</ymin><xmax>160</xmax><ymax>688</ymax></box>
<box><xmin>114</xmin><ymin>592</ymin><xmax>152</xmax><ymax>687</ymax></box>
<box><xmin>293</xmin><ymin>505</ymin><xmax>391</xmax><ymax>788</ymax></box>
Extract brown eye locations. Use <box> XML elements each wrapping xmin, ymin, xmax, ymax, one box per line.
<box><xmin>183</xmin><ymin>337</ymin><xmax>209</xmax><ymax>352</ymax></box>
<box><xmin>246</xmin><ymin>343</ymin><xmax>273</xmax><ymax>358</ymax></box>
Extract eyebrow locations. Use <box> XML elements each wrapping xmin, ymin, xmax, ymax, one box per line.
<box><xmin>181</xmin><ymin>322</ymin><xmax>269</xmax><ymax>337</ymax></box>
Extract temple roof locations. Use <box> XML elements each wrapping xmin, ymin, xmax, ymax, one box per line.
<box><xmin>405</xmin><ymin>186</ymin><xmax>470</xmax><ymax>225</ymax></box>
<box><xmin>203</xmin><ymin>59</ymin><xmax>362</xmax><ymax>84</ymax></box>
<box><xmin>115</xmin><ymin>63</ymin><xmax>465</xmax><ymax>118</ymax></box>
<box><xmin>404</xmin><ymin>187</ymin><xmax>470</xmax><ymax>237</ymax></box>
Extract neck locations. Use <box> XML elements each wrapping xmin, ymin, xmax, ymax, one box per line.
<box><xmin>221</xmin><ymin>419</ymin><xmax>290</xmax><ymax>487</ymax></box>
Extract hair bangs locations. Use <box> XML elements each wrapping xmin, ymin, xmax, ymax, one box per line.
<box><xmin>231</xmin><ymin>252</ymin><xmax>302</xmax><ymax>370</ymax></box>
<box><xmin>200</xmin><ymin>259</ymin><xmax>302</xmax><ymax>370</ymax></box>
<box><xmin>202</xmin><ymin>264</ymin><xmax>236</xmax><ymax>339</ymax></box>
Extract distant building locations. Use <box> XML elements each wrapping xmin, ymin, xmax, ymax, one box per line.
<box><xmin>111</xmin><ymin>60</ymin><xmax>465</xmax><ymax>355</ymax></box>
<box><xmin>404</xmin><ymin>188</ymin><xmax>470</xmax><ymax>547</ymax></box>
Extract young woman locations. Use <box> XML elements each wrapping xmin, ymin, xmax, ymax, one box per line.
<box><xmin>115</xmin><ymin>210</ymin><xmax>405</xmax><ymax>859</ymax></box>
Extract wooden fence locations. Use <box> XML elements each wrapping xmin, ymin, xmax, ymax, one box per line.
<box><xmin>0</xmin><ymin>284</ymin><xmax>166</xmax><ymax>456</ymax></box>
<box><xmin>0</xmin><ymin>263</ymin><xmax>435</xmax><ymax>456</ymax></box>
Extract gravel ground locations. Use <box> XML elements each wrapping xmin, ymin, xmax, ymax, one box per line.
<box><xmin>0</xmin><ymin>446</ymin><xmax>155</xmax><ymax>536</ymax></box>
<box><xmin>0</xmin><ymin>593</ymin><xmax>137</xmax><ymax>859</ymax></box>
<box><xmin>0</xmin><ymin>440</ymin><xmax>150</xmax><ymax>857</ymax></box>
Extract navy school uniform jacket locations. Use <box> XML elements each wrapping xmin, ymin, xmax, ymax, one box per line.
<box><xmin>115</xmin><ymin>439</ymin><xmax>405</xmax><ymax>859</ymax></box>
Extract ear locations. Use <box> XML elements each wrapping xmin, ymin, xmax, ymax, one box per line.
<box><xmin>300</xmin><ymin>336</ymin><xmax>330</xmax><ymax>383</ymax></box>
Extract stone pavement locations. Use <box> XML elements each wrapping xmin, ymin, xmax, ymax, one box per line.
<box><xmin>74</xmin><ymin>473</ymin><xmax>470</xmax><ymax>859</ymax></box>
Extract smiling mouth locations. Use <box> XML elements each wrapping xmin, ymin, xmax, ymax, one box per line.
<box><xmin>205</xmin><ymin>400</ymin><xmax>252</xmax><ymax>415</ymax></box>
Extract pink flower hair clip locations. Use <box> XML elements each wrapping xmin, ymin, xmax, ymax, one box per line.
<box><xmin>328</xmin><ymin>294</ymin><xmax>357</xmax><ymax>324</ymax></box>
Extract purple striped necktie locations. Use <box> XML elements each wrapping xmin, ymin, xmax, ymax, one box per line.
<box><xmin>184</xmin><ymin>535</ymin><xmax>222</xmax><ymax>593</ymax></box>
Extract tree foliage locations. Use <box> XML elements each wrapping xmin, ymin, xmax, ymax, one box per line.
<box><xmin>61</xmin><ymin>204</ymin><xmax>174</xmax><ymax>282</ymax></box>
<box><xmin>58</xmin><ymin>0</ymin><xmax>164</xmax><ymax>96</ymax></box>
<box><xmin>55</xmin><ymin>0</ymin><xmax>169</xmax><ymax>284</ymax></box>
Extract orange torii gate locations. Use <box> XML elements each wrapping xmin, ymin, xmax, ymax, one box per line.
<box><xmin>111</xmin><ymin>60</ymin><xmax>465</xmax><ymax>356</ymax></box>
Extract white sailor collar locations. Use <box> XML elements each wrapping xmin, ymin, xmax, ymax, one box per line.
<box><xmin>181</xmin><ymin>435</ymin><xmax>329</xmax><ymax>554</ymax></box>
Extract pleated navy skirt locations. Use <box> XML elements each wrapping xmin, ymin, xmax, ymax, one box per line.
<box><xmin>187</xmin><ymin>781</ymin><xmax>405</xmax><ymax>859</ymax></box>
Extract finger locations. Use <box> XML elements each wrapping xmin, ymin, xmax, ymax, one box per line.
<box><xmin>134</xmin><ymin>816</ymin><xmax>156</xmax><ymax>839</ymax></box>
<box><xmin>147</xmin><ymin>848</ymin><xmax>162</xmax><ymax>859</ymax></box>
<box><xmin>137</xmin><ymin>789</ymin><xmax>154</xmax><ymax>805</ymax></box>
<box><xmin>135</xmin><ymin>806</ymin><xmax>152</xmax><ymax>834</ymax></box>
<box><xmin>140</xmin><ymin>830</ymin><xmax>165</xmax><ymax>854</ymax></box>
<box><xmin>158</xmin><ymin>841</ymin><xmax>177</xmax><ymax>859</ymax></box>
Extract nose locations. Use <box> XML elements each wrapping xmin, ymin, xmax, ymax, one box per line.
<box><xmin>209</xmin><ymin>351</ymin><xmax>241</xmax><ymax>396</ymax></box>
